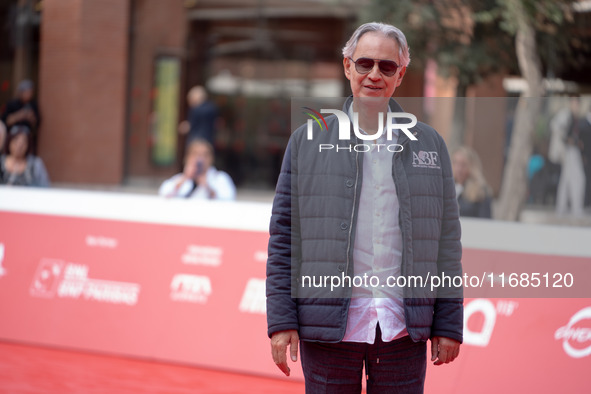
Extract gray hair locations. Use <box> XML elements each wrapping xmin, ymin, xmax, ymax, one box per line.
<box><xmin>342</xmin><ymin>22</ymin><xmax>411</xmax><ymax>67</ymax></box>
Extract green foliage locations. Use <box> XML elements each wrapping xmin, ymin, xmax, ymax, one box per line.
<box><xmin>494</xmin><ymin>0</ymin><xmax>570</xmax><ymax>34</ymax></box>
<box><xmin>363</xmin><ymin>0</ymin><xmax>515</xmax><ymax>87</ymax></box>
<box><xmin>363</xmin><ymin>0</ymin><xmax>584</xmax><ymax>86</ymax></box>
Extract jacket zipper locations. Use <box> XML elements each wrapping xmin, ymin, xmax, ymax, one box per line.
<box><xmin>392</xmin><ymin>132</ymin><xmax>415</xmax><ymax>281</ymax></box>
<box><xmin>345</xmin><ymin>147</ymin><xmax>360</xmax><ymax>278</ymax></box>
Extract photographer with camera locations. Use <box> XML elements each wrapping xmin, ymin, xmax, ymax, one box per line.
<box><xmin>158</xmin><ymin>138</ymin><xmax>235</xmax><ymax>200</ymax></box>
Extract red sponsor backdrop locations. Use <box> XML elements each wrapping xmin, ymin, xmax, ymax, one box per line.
<box><xmin>0</xmin><ymin>211</ymin><xmax>282</xmax><ymax>378</ymax></box>
<box><xmin>1</xmin><ymin>206</ymin><xmax>590</xmax><ymax>392</ymax></box>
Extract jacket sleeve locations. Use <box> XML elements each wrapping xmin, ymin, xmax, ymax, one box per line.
<box><xmin>431</xmin><ymin>135</ymin><xmax>464</xmax><ymax>343</ymax></box>
<box><xmin>266</xmin><ymin>137</ymin><xmax>300</xmax><ymax>337</ymax></box>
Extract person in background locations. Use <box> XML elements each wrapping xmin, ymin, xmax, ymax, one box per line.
<box><xmin>527</xmin><ymin>145</ymin><xmax>549</xmax><ymax>205</ymax></box>
<box><xmin>178</xmin><ymin>86</ymin><xmax>219</xmax><ymax>147</ymax></box>
<box><xmin>1</xmin><ymin>80</ymin><xmax>41</xmax><ymax>154</ymax></box>
<box><xmin>528</xmin><ymin>147</ymin><xmax>545</xmax><ymax>181</ymax></box>
<box><xmin>452</xmin><ymin>146</ymin><xmax>492</xmax><ymax>218</ymax></box>
<box><xmin>158</xmin><ymin>138</ymin><xmax>235</xmax><ymax>200</ymax></box>
<box><xmin>552</xmin><ymin>97</ymin><xmax>586</xmax><ymax>216</ymax></box>
<box><xmin>0</xmin><ymin>125</ymin><xmax>50</xmax><ymax>187</ymax></box>
<box><xmin>575</xmin><ymin>106</ymin><xmax>591</xmax><ymax>208</ymax></box>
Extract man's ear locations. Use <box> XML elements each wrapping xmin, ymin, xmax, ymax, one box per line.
<box><xmin>343</xmin><ymin>57</ymin><xmax>352</xmax><ymax>81</ymax></box>
<box><xmin>396</xmin><ymin>66</ymin><xmax>407</xmax><ymax>87</ymax></box>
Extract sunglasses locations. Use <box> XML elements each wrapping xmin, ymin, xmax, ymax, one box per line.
<box><xmin>349</xmin><ymin>57</ymin><xmax>399</xmax><ymax>77</ymax></box>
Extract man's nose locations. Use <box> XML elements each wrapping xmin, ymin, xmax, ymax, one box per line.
<box><xmin>367</xmin><ymin>63</ymin><xmax>382</xmax><ymax>80</ymax></box>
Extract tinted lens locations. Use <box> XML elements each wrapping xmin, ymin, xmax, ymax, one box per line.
<box><xmin>378</xmin><ymin>60</ymin><xmax>398</xmax><ymax>76</ymax></box>
<box><xmin>354</xmin><ymin>58</ymin><xmax>375</xmax><ymax>73</ymax></box>
<box><xmin>352</xmin><ymin>57</ymin><xmax>398</xmax><ymax>76</ymax></box>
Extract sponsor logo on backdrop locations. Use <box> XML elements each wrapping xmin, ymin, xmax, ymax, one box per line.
<box><xmin>239</xmin><ymin>278</ymin><xmax>266</xmax><ymax>314</ymax></box>
<box><xmin>29</xmin><ymin>259</ymin><xmax>140</xmax><ymax>305</ymax></box>
<box><xmin>0</xmin><ymin>243</ymin><xmax>6</xmax><ymax>277</ymax></box>
<box><xmin>86</xmin><ymin>235</ymin><xmax>118</xmax><ymax>249</ymax></box>
<box><xmin>181</xmin><ymin>245</ymin><xmax>222</xmax><ymax>266</ymax></box>
<box><xmin>30</xmin><ymin>259</ymin><xmax>63</xmax><ymax>297</ymax></box>
<box><xmin>411</xmin><ymin>151</ymin><xmax>440</xmax><ymax>169</ymax></box>
<box><xmin>463</xmin><ymin>299</ymin><xmax>518</xmax><ymax>347</ymax></box>
<box><xmin>555</xmin><ymin>307</ymin><xmax>591</xmax><ymax>359</ymax></box>
<box><xmin>170</xmin><ymin>274</ymin><xmax>212</xmax><ymax>304</ymax></box>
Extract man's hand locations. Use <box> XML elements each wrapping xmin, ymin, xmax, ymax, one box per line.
<box><xmin>431</xmin><ymin>336</ymin><xmax>460</xmax><ymax>365</ymax></box>
<box><xmin>271</xmin><ymin>329</ymin><xmax>299</xmax><ymax>376</ymax></box>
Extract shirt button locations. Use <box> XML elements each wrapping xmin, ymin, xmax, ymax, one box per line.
<box><xmin>345</xmin><ymin>179</ymin><xmax>354</xmax><ymax>188</ymax></box>
<box><xmin>340</xmin><ymin>222</ymin><xmax>348</xmax><ymax>230</ymax></box>
<box><xmin>337</xmin><ymin>264</ymin><xmax>344</xmax><ymax>272</ymax></box>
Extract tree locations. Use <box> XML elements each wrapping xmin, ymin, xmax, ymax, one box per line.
<box><xmin>363</xmin><ymin>0</ymin><xmax>515</xmax><ymax>79</ymax></box>
<box><xmin>494</xmin><ymin>0</ymin><xmax>545</xmax><ymax>220</ymax></box>
<box><xmin>365</xmin><ymin>0</ymin><xmax>584</xmax><ymax>220</ymax></box>
<box><xmin>363</xmin><ymin>0</ymin><xmax>516</xmax><ymax>152</ymax></box>
<box><xmin>492</xmin><ymin>0</ymin><xmax>574</xmax><ymax>220</ymax></box>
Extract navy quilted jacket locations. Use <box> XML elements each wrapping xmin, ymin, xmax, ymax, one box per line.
<box><xmin>266</xmin><ymin>97</ymin><xmax>463</xmax><ymax>343</ymax></box>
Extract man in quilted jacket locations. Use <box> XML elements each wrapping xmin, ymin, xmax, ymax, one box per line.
<box><xmin>266</xmin><ymin>22</ymin><xmax>463</xmax><ymax>393</ymax></box>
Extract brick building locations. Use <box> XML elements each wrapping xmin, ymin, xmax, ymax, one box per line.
<box><xmin>0</xmin><ymin>0</ymin><xmax>467</xmax><ymax>189</ymax></box>
<box><xmin>14</xmin><ymin>0</ymin><xmax>377</xmax><ymax>188</ymax></box>
<box><xmin>2</xmin><ymin>0</ymin><xmax>589</xmax><ymax>193</ymax></box>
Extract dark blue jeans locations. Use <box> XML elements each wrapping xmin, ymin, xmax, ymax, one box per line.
<box><xmin>300</xmin><ymin>325</ymin><xmax>426</xmax><ymax>394</ymax></box>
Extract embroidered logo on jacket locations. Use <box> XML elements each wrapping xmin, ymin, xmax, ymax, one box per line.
<box><xmin>412</xmin><ymin>151</ymin><xmax>440</xmax><ymax>169</ymax></box>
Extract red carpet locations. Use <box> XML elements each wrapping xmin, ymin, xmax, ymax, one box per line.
<box><xmin>0</xmin><ymin>342</ymin><xmax>305</xmax><ymax>393</ymax></box>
